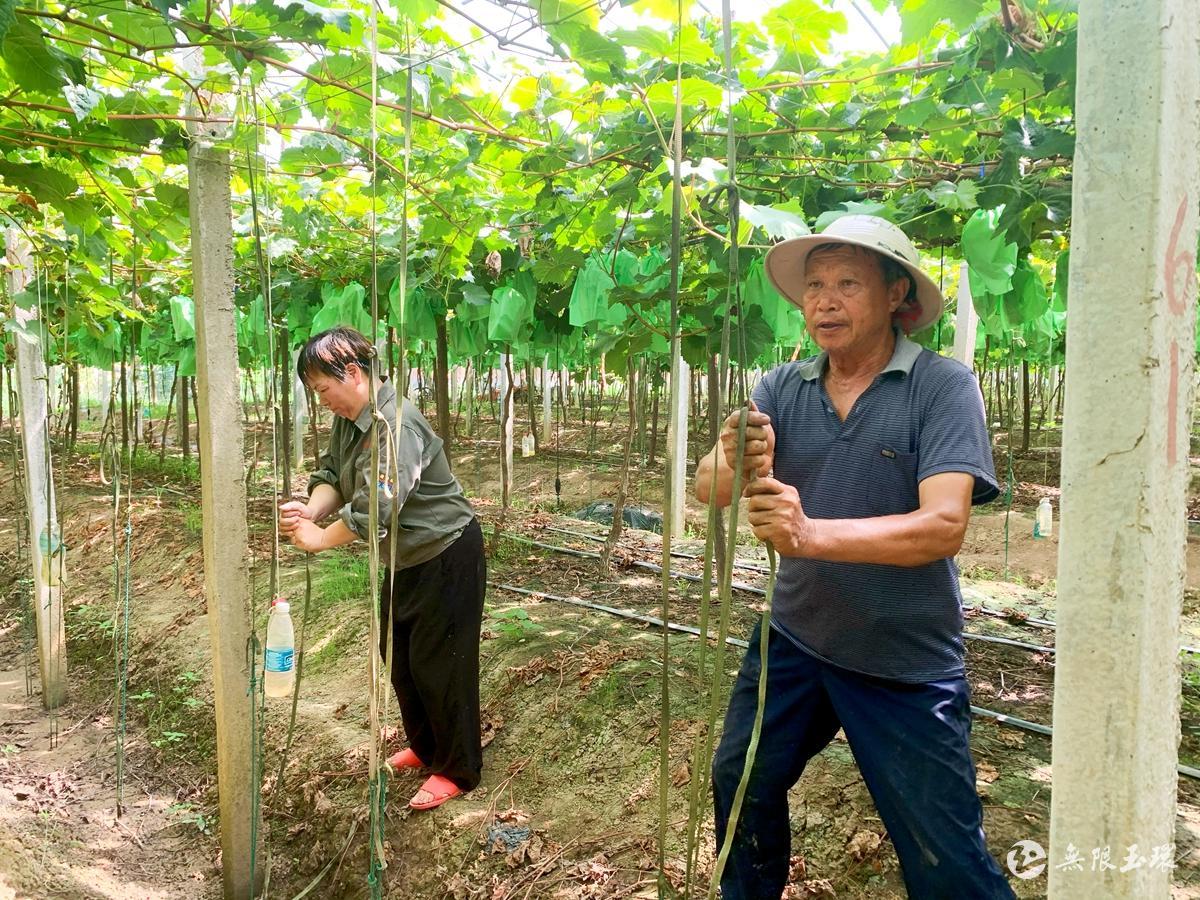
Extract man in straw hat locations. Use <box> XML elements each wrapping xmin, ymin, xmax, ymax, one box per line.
<box><xmin>696</xmin><ymin>215</ymin><xmax>1014</xmax><ymax>898</ymax></box>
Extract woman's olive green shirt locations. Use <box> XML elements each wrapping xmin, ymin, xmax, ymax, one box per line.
<box><xmin>307</xmin><ymin>380</ymin><xmax>475</xmax><ymax>570</ymax></box>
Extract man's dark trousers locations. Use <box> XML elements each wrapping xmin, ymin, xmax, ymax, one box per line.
<box><xmin>712</xmin><ymin>623</ymin><xmax>1016</xmax><ymax>899</ymax></box>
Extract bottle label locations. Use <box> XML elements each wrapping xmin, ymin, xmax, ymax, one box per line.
<box><xmin>265</xmin><ymin>647</ymin><xmax>294</xmax><ymax>673</ymax></box>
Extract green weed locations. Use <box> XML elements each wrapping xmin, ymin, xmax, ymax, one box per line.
<box><xmin>128</xmin><ymin>670</ymin><xmax>213</xmax><ymax>756</ymax></box>
<box><xmin>485</xmin><ymin>607</ymin><xmax>543</xmax><ymax>643</ymax></box>
<box><xmin>169</xmin><ymin>801</ymin><xmax>213</xmax><ymax>835</ymax></box>
<box><xmin>181</xmin><ymin>503</ymin><xmax>203</xmax><ymax>534</ymax></box>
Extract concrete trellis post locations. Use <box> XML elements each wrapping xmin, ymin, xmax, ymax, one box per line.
<box><xmin>1048</xmin><ymin>4</ymin><xmax>1199</xmax><ymax>898</ymax></box>
<box><xmin>6</xmin><ymin>229</ymin><xmax>67</xmax><ymax>710</ymax></box>
<box><xmin>952</xmin><ymin>262</ymin><xmax>979</xmax><ymax>370</ymax></box>
<box><xmin>667</xmin><ymin>358</ymin><xmax>690</xmax><ymax>530</ymax></box>
<box><xmin>188</xmin><ymin>137</ymin><xmax>260</xmax><ymax>897</ymax></box>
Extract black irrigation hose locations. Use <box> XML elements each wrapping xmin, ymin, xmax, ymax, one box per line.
<box><xmin>504</xmin><ymin>533</ymin><xmax>769</xmax><ymax>597</ymax></box>
<box><xmin>501</xmin><ymin>534</ymin><xmax>1060</xmax><ymax>656</ymax></box>
<box><xmin>538</xmin><ymin>527</ymin><xmax>1200</xmax><ymax>658</ymax></box>
<box><xmin>491</xmin><ymin>582</ymin><xmax>750</xmax><ymax>649</ymax></box>
<box><xmin>549</xmin><ymin>526</ymin><xmax>1200</xmax><ymax>656</ymax></box>
<box><xmin>490</xmin><ymin>581</ymin><xmax>1200</xmax><ymax>782</ymax></box>
<box><xmin>962</xmin><ymin>590</ymin><xmax>1200</xmax><ymax>657</ymax></box>
<box><xmin>545</xmin><ymin>525</ymin><xmax>772</xmax><ymax>575</ymax></box>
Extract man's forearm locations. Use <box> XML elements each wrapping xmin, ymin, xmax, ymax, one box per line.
<box><xmin>695</xmin><ymin>446</ymin><xmax>735</xmax><ymax>508</ymax></box>
<box><xmin>307</xmin><ymin>483</ymin><xmax>344</xmax><ymax>520</ymax></box>
<box><xmin>795</xmin><ymin>507</ymin><xmax>966</xmax><ymax>567</ymax></box>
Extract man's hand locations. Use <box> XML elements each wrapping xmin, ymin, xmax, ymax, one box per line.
<box><xmin>745</xmin><ymin>477</ymin><xmax>812</xmax><ymax>557</ymax></box>
<box><xmin>287</xmin><ymin>518</ymin><xmax>327</xmax><ymax>553</ymax></box>
<box><xmin>278</xmin><ymin>500</ymin><xmax>312</xmax><ymax>536</ymax></box>
<box><xmin>720</xmin><ymin>400</ymin><xmax>775</xmax><ymax>483</ymax></box>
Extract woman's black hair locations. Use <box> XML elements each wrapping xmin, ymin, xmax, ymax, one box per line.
<box><xmin>296</xmin><ymin>326</ymin><xmax>374</xmax><ymax>385</ymax></box>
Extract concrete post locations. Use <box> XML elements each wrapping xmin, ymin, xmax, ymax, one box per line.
<box><xmin>6</xmin><ymin>230</ymin><xmax>67</xmax><ymax>710</ymax></box>
<box><xmin>188</xmin><ymin>143</ymin><xmax>260</xmax><ymax>899</ymax></box>
<box><xmin>952</xmin><ymin>262</ymin><xmax>979</xmax><ymax>370</ymax></box>
<box><xmin>667</xmin><ymin>358</ymin><xmax>690</xmax><ymax>530</ymax></box>
<box><xmin>1048</xmin><ymin>5</ymin><xmax>1199</xmax><ymax>898</ymax></box>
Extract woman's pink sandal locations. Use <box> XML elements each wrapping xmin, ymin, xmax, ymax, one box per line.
<box><xmin>409</xmin><ymin>774</ymin><xmax>462</xmax><ymax>810</ymax></box>
<box><xmin>384</xmin><ymin>748</ymin><xmax>424</xmax><ymax>773</ymax></box>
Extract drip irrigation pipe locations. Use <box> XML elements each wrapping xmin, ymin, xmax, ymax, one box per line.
<box><xmin>962</xmin><ymin>591</ymin><xmax>1200</xmax><ymax>656</ymax></box>
<box><xmin>503</xmin><ymin>533</ymin><xmax>769</xmax><ymax>597</ymax></box>
<box><xmin>545</xmin><ymin>525</ymin><xmax>771</xmax><ymax>575</ymax></box>
<box><xmin>491</xmin><ymin>581</ymin><xmax>1200</xmax><ymax>782</ymax></box>
<box><xmin>458</xmin><ymin>437</ymin><xmax>698</xmax><ymax>473</ymax></box>
<box><xmin>491</xmin><ymin>581</ymin><xmax>750</xmax><ymax>649</ymax></box>
<box><xmin>540</xmin><ymin>525</ymin><xmax>1196</xmax><ymax>659</ymax></box>
<box><xmin>500</xmin><ymin>534</ymin><xmax>1059</xmax><ymax>655</ymax></box>
<box><xmin>526</xmin><ymin>527</ymin><xmax>1200</xmax><ymax>657</ymax></box>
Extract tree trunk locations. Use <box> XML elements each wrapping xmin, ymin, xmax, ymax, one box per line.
<box><xmin>68</xmin><ymin>364</ymin><xmax>80</xmax><ymax>452</ymax></box>
<box><xmin>388</xmin><ymin>326</ymin><xmax>396</xmax><ymax>386</ymax></box>
<box><xmin>120</xmin><ymin>347</ymin><xmax>129</xmax><ymax>458</ymax></box>
<box><xmin>648</xmin><ymin>376</ymin><xmax>660</xmax><ymax>467</ymax></box>
<box><xmin>707</xmin><ymin>354</ymin><xmax>722</xmax><ymax>453</ymax></box>
<box><xmin>490</xmin><ymin>353</ymin><xmax>515</xmax><ymax>554</ymax></box>
<box><xmin>463</xmin><ymin>362</ymin><xmax>475</xmax><ymax>439</ymax></box>
<box><xmin>280</xmin><ymin>330</ymin><xmax>292</xmax><ymax>490</ymax></box>
<box><xmin>525</xmin><ymin>357</ymin><xmax>538</xmax><ymax>453</ymax></box>
<box><xmin>307</xmin><ymin>386</ymin><xmax>321</xmax><ymax>469</ymax></box>
<box><xmin>435</xmin><ymin>316</ymin><xmax>452</xmax><ymax>448</ymax></box>
<box><xmin>190</xmin><ymin>376</ymin><xmax>201</xmax><ymax>475</ymax></box>
<box><xmin>179</xmin><ymin>372</ymin><xmax>190</xmax><ymax>463</ymax></box>
<box><xmin>159</xmin><ymin>375</ymin><xmax>176</xmax><ymax>465</ymax></box>
<box><xmin>601</xmin><ymin>358</ymin><xmax>637</xmax><ymax>574</ymax></box>
<box><xmin>1021</xmin><ymin>359</ymin><xmax>1031</xmax><ymax>453</ymax></box>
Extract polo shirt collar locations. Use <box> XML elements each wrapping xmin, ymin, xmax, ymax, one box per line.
<box><xmin>797</xmin><ymin>328</ymin><xmax>920</xmax><ymax>382</ymax></box>
<box><xmin>352</xmin><ymin>379</ymin><xmax>396</xmax><ymax>432</ymax></box>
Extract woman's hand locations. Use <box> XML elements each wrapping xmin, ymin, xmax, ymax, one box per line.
<box><xmin>287</xmin><ymin>519</ymin><xmax>327</xmax><ymax>553</ymax></box>
<box><xmin>278</xmin><ymin>500</ymin><xmax>312</xmax><ymax>536</ymax></box>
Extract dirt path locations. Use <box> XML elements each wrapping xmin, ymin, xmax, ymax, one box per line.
<box><xmin>0</xmin><ymin>661</ymin><xmax>219</xmax><ymax>899</ymax></box>
<box><xmin>6</xmin><ymin>422</ymin><xmax>1200</xmax><ymax>898</ymax></box>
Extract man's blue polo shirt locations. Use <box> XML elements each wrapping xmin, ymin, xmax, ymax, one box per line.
<box><xmin>751</xmin><ymin>331</ymin><xmax>999</xmax><ymax>683</ymax></box>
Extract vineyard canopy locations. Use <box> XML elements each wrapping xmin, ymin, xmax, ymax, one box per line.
<box><xmin>0</xmin><ymin>0</ymin><xmax>1099</xmax><ymax>374</ymax></box>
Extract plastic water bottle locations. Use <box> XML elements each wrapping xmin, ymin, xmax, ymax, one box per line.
<box><xmin>1034</xmin><ymin>497</ymin><xmax>1053</xmax><ymax>539</ymax></box>
<box><xmin>263</xmin><ymin>600</ymin><xmax>295</xmax><ymax>698</ymax></box>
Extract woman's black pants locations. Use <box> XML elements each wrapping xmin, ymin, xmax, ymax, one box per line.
<box><xmin>379</xmin><ymin>518</ymin><xmax>486</xmax><ymax>791</ymax></box>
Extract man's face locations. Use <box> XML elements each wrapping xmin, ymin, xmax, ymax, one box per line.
<box><xmin>801</xmin><ymin>245</ymin><xmax>907</xmax><ymax>356</ymax></box>
<box><xmin>307</xmin><ymin>365</ymin><xmax>368</xmax><ymax>420</ymax></box>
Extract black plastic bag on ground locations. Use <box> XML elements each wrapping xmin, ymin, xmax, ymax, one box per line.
<box><xmin>570</xmin><ymin>500</ymin><xmax>663</xmax><ymax>534</ymax></box>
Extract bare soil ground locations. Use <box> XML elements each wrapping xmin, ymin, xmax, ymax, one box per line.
<box><xmin>2</xmin><ymin>411</ymin><xmax>1200</xmax><ymax>899</ymax></box>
